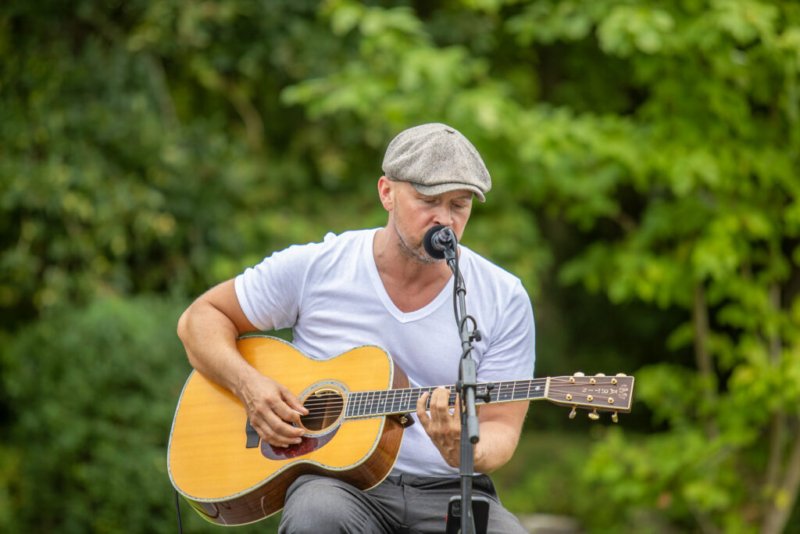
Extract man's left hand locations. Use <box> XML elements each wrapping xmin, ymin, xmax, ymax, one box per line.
<box><xmin>417</xmin><ymin>387</ymin><xmax>461</xmax><ymax>467</ymax></box>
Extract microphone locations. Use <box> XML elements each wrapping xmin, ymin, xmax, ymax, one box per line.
<box><xmin>423</xmin><ymin>225</ymin><xmax>457</xmax><ymax>260</ymax></box>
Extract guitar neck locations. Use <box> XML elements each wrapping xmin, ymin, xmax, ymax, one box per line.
<box><xmin>344</xmin><ymin>379</ymin><xmax>548</xmax><ymax>419</ymax></box>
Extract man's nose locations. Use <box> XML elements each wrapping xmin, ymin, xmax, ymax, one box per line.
<box><xmin>432</xmin><ymin>205</ymin><xmax>453</xmax><ymax>227</ymax></box>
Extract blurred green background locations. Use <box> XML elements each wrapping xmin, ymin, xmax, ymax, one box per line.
<box><xmin>2</xmin><ymin>0</ymin><xmax>800</xmax><ymax>532</ymax></box>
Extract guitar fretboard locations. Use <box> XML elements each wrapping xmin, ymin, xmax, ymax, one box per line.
<box><xmin>344</xmin><ymin>378</ymin><xmax>548</xmax><ymax>419</ymax></box>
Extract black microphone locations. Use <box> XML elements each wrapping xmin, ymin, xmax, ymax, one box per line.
<box><xmin>423</xmin><ymin>225</ymin><xmax>457</xmax><ymax>260</ymax></box>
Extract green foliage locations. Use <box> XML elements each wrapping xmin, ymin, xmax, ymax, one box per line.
<box><xmin>505</xmin><ymin>1</ymin><xmax>800</xmax><ymax>531</ymax></box>
<box><xmin>493</xmin><ymin>429</ymin><xmax>592</xmax><ymax>516</ymax></box>
<box><xmin>0</xmin><ymin>0</ymin><xmax>385</xmax><ymax>326</ymax></box>
<box><xmin>1</xmin><ymin>296</ymin><xmax>186</xmax><ymax>532</ymax></box>
<box><xmin>0</xmin><ymin>296</ymin><xmax>281</xmax><ymax>533</ymax></box>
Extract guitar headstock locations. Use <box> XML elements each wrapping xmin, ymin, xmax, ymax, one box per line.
<box><xmin>545</xmin><ymin>373</ymin><xmax>635</xmax><ymax>422</ymax></box>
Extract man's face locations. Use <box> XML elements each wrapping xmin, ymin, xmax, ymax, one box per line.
<box><xmin>379</xmin><ymin>178</ymin><xmax>474</xmax><ymax>263</ymax></box>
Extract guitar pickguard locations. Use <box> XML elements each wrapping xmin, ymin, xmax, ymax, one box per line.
<box><xmin>260</xmin><ymin>426</ymin><xmax>339</xmax><ymax>460</ymax></box>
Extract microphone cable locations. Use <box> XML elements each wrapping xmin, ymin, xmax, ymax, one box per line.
<box><xmin>449</xmin><ymin>241</ymin><xmax>479</xmax><ymax>358</ymax></box>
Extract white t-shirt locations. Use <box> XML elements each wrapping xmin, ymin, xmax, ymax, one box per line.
<box><xmin>235</xmin><ymin>228</ymin><xmax>535</xmax><ymax>476</ymax></box>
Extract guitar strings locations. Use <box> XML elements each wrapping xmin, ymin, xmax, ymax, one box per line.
<box><xmin>250</xmin><ymin>377</ymin><xmax>627</xmax><ymax>425</ymax></box>
<box><xmin>300</xmin><ymin>393</ymin><xmax>614</xmax><ymax>411</ymax></box>
<box><xmin>295</xmin><ymin>381</ymin><xmax>607</xmax><ymax>409</ymax></box>
<box><xmin>296</xmin><ymin>380</ymin><xmax>564</xmax><ymax>420</ymax></box>
<box><xmin>297</xmin><ymin>378</ymin><xmax>551</xmax><ymax>404</ymax></box>
<box><xmin>296</xmin><ymin>379</ymin><xmax>555</xmax><ymax>410</ymax></box>
<box><xmin>298</xmin><ymin>391</ymin><xmax>596</xmax><ymax>413</ymax></box>
<box><xmin>296</xmin><ymin>390</ymin><xmax>620</xmax><ymax>423</ymax></box>
<box><xmin>297</xmin><ymin>379</ymin><xmax>622</xmax><ymax>406</ymax></box>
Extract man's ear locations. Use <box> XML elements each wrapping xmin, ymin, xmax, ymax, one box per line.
<box><xmin>377</xmin><ymin>176</ymin><xmax>394</xmax><ymax>211</ymax></box>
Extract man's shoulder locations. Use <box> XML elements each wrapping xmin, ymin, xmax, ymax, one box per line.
<box><xmin>320</xmin><ymin>227</ymin><xmax>378</xmax><ymax>246</ymax></box>
<box><xmin>280</xmin><ymin>228</ymin><xmax>375</xmax><ymax>254</ymax></box>
<box><xmin>307</xmin><ymin>227</ymin><xmax>376</xmax><ymax>257</ymax></box>
<box><xmin>282</xmin><ymin>228</ymin><xmax>377</xmax><ymax>270</ymax></box>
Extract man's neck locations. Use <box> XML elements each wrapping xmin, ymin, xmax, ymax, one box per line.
<box><xmin>372</xmin><ymin>227</ymin><xmax>452</xmax><ymax>312</ymax></box>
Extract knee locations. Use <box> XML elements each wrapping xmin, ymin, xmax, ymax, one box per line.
<box><xmin>279</xmin><ymin>476</ymin><xmax>362</xmax><ymax>533</ymax></box>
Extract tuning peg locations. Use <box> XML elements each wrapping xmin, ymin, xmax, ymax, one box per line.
<box><xmin>569</xmin><ymin>406</ymin><xmax>577</xmax><ymax>419</ymax></box>
<box><xmin>588</xmin><ymin>410</ymin><xmax>600</xmax><ymax>421</ymax></box>
<box><xmin>595</xmin><ymin>373</ymin><xmax>606</xmax><ymax>377</ymax></box>
<box><xmin>611</xmin><ymin>412</ymin><xmax>619</xmax><ymax>424</ymax></box>
<box><xmin>615</xmin><ymin>373</ymin><xmax>627</xmax><ymax>377</ymax></box>
<box><xmin>573</xmin><ymin>372</ymin><xmax>585</xmax><ymax>377</ymax></box>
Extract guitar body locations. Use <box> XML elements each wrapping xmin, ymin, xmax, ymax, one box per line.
<box><xmin>167</xmin><ymin>336</ymin><xmax>408</xmax><ymax>526</ymax></box>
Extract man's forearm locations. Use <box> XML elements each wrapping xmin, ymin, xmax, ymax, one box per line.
<box><xmin>472</xmin><ymin>401</ymin><xmax>528</xmax><ymax>473</ymax></box>
<box><xmin>177</xmin><ymin>299</ymin><xmax>257</xmax><ymax>398</ymax></box>
<box><xmin>473</xmin><ymin>420</ymin><xmax>522</xmax><ymax>473</ymax></box>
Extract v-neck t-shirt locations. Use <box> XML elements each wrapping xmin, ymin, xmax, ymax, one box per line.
<box><xmin>235</xmin><ymin>228</ymin><xmax>535</xmax><ymax>476</ymax></box>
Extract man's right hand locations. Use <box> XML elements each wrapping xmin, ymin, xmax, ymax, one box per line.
<box><xmin>177</xmin><ymin>279</ymin><xmax>310</xmax><ymax>447</ymax></box>
<box><xmin>239</xmin><ymin>372</ymin><xmax>309</xmax><ymax>447</ymax></box>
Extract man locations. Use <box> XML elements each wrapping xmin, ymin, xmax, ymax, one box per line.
<box><xmin>177</xmin><ymin>123</ymin><xmax>535</xmax><ymax>532</ymax></box>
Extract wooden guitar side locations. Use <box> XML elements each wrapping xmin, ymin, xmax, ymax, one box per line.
<box><xmin>167</xmin><ymin>336</ymin><xmax>408</xmax><ymax>526</ymax></box>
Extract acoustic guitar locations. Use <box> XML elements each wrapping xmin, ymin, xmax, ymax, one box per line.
<box><xmin>167</xmin><ymin>335</ymin><xmax>634</xmax><ymax>526</ymax></box>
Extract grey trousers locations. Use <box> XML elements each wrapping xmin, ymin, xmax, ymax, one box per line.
<box><xmin>278</xmin><ymin>473</ymin><xmax>527</xmax><ymax>533</ymax></box>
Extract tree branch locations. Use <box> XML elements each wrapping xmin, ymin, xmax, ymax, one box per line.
<box><xmin>762</xmin><ymin>418</ymin><xmax>800</xmax><ymax>534</ymax></box>
<box><xmin>692</xmin><ymin>283</ymin><xmax>718</xmax><ymax>439</ymax></box>
<box><xmin>764</xmin><ymin>284</ymin><xmax>785</xmax><ymax>508</ymax></box>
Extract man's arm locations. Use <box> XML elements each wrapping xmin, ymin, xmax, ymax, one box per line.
<box><xmin>417</xmin><ymin>389</ymin><xmax>528</xmax><ymax>473</ymax></box>
<box><xmin>473</xmin><ymin>402</ymin><xmax>528</xmax><ymax>472</ymax></box>
<box><xmin>177</xmin><ymin>279</ymin><xmax>307</xmax><ymax>447</ymax></box>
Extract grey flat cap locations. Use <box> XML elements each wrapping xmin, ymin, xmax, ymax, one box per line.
<box><xmin>382</xmin><ymin>123</ymin><xmax>492</xmax><ymax>202</ymax></box>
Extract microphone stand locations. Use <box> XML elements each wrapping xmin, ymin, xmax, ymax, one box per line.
<box><xmin>442</xmin><ymin>243</ymin><xmax>484</xmax><ymax>534</ymax></box>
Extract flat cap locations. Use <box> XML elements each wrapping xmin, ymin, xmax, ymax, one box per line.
<box><xmin>381</xmin><ymin>123</ymin><xmax>492</xmax><ymax>202</ymax></box>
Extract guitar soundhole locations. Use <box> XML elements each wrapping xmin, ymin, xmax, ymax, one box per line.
<box><xmin>300</xmin><ymin>388</ymin><xmax>343</xmax><ymax>432</ymax></box>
